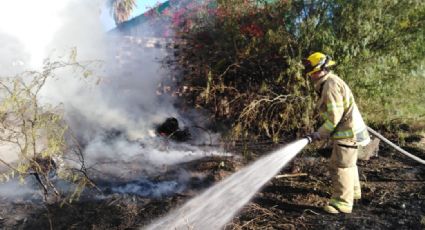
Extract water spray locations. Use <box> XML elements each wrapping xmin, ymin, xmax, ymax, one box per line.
<box><xmin>144</xmin><ymin>138</ymin><xmax>310</xmax><ymax>230</ymax></box>
<box><xmin>144</xmin><ymin>127</ymin><xmax>425</xmax><ymax>229</ymax></box>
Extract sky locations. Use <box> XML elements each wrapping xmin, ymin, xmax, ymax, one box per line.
<box><xmin>101</xmin><ymin>0</ymin><xmax>168</xmax><ymax>30</ymax></box>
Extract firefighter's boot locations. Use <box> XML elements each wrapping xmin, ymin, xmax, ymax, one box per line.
<box><xmin>323</xmin><ymin>198</ymin><xmax>353</xmax><ymax>214</ymax></box>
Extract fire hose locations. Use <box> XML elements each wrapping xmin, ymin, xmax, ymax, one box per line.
<box><xmin>366</xmin><ymin>126</ymin><xmax>425</xmax><ymax>165</ymax></box>
<box><xmin>305</xmin><ymin>127</ymin><xmax>425</xmax><ymax>165</ymax></box>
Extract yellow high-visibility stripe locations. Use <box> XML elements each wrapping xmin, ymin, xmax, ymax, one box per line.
<box><xmin>332</xmin><ymin>129</ymin><xmax>354</xmax><ymax>139</ymax></box>
<box><xmin>326</xmin><ymin>98</ymin><xmax>354</xmax><ymax>111</ymax></box>
<box><xmin>330</xmin><ymin>198</ymin><xmax>353</xmax><ymax>208</ymax></box>
<box><xmin>320</xmin><ymin>112</ymin><xmax>330</xmax><ymax>121</ymax></box>
<box><xmin>327</xmin><ymin>103</ymin><xmax>344</xmax><ymax>111</ymax></box>
<box><xmin>324</xmin><ymin>119</ymin><xmax>336</xmax><ymax>131</ymax></box>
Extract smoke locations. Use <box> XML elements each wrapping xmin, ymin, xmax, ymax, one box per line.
<box><xmin>0</xmin><ymin>0</ymin><xmax>226</xmax><ymax>197</ymax></box>
<box><xmin>0</xmin><ymin>180</ymin><xmax>35</xmax><ymax>200</ymax></box>
<box><xmin>0</xmin><ymin>0</ymin><xmax>68</xmax><ymax>69</ymax></box>
<box><xmin>111</xmin><ymin>179</ymin><xmax>183</xmax><ymax>197</ymax></box>
<box><xmin>0</xmin><ymin>33</ymin><xmax>29</xmax><ymax>76</ymax></box>
<box><xmin>146</xmin><ymin>139</ymin><xmax>309</xmax><ymax>230</ymax></box>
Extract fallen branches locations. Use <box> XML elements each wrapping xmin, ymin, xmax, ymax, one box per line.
<box><xmin>275</xmin><ymin>173</ymin><xmax>308</xmax><ymax>179</ymax></box>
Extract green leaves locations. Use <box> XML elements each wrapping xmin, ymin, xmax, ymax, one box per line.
<box><xmin>0</xmin><ymin>53</ymin><xmax>98</xmax><ymax>201</ymax></box>
<box><xmin>171</xmin><ymin>0</ymin><xmax>425</xmax><ymax>141</ymax></box>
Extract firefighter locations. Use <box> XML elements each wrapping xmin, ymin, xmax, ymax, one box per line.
<box><xmin>303</xmin><ymin>52</ymin><xmax>370</xmax><ymax>214</ymax></box>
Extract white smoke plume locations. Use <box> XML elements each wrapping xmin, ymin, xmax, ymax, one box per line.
<box><xmin>0</xmin><ymin>0</ymin><xmax>226</xmax><ymax>197</ymax></box>
<box><xmin>0</xmin><ymin>33</ymin><xmax>29</xmax><ymax>76</ymax></box>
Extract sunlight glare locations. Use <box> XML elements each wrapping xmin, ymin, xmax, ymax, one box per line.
<box><xmin>0</xmin><ymin>0</ymin><xmax>70</xmax><ymax>68</ymax></box>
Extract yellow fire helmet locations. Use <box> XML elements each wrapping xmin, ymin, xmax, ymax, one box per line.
<box><xmin>303</xmin><ymin>52</ymin><xmax>336</xmax><ymax>77</ymax></box>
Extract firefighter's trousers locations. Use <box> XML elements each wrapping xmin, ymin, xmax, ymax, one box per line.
<box><xmin>328</xmin><ymin>139</ymin><xmax>361</xmax><ymax>211</ymax></box>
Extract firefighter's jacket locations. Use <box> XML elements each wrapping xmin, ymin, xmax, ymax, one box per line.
<box><xmin>314</xmin><ymin>72</ymin><xmax>370</xmax><ymax>146</ymax></box>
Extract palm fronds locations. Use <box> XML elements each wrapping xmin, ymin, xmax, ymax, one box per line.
<box><xmin>110</xmin><ymin>0</ymin><xmax>137</xmax><ymax>25</ymax></box>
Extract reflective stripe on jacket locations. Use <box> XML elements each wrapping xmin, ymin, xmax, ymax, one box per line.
<box><xmin>315</xmin><ymin>72</ymin><xmax>370</xmax><ymax>146</ymax></box>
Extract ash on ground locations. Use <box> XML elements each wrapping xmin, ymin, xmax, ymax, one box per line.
<box><xmin>1</xmin><ymin>135</ymin><xmax>424</xmax><ymax>229</ymax></box>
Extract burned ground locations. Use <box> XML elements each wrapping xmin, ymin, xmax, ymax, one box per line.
<box><xmin>0</xmin><ymin>136</ymin><xmax>424</xmax><ymax>230</ymax></box>
<box><xmin>227</xmin><ymin>142</ymin><xmax>425</xmax><ymax>230</ymax></box>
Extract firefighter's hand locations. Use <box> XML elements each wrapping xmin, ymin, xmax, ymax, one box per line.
<box><xmin>306</xmin><ymin>132</ymin><xmax>321</xmax><ymax>143</ymax></box>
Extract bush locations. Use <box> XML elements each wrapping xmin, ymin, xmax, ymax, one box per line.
<box><xmin>0</xmin><ymin>55</ymin><xmax>98</xmax><ymax>202</ymax></box>
<box><xmin>164</xmin><ymin>0</ymin><xmax>425</xmax><ymax>141</ymax></box>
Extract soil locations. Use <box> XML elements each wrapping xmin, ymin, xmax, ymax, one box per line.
<box><xmin>0</xmin><ymin>134</ymin><xmax>424</xmax><ymax>230</ymax></box>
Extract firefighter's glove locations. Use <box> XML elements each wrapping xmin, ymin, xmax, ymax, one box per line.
<box><xmin>306</xmin><ymin>132</ymin><xmax>321</xmax><ymax>143</ymax></box>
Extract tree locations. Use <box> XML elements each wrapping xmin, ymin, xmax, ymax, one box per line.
<box><xmin>109</xmin><ymin>0</ymin><xmax>137</xmax><ymax>25</ymax></box>
<box><xmin>166</xmin><ymin>0</ymin><xmax>425</xmax><ymax>141</ymax></box>
<box><xmin>0</xmin><ymin>52</ymin><xmax>99</xmax><ymax>202</ymax></box>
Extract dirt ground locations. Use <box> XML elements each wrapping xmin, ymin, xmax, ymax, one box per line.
<box><xmin>0</xmin><ymin>133</ymin><xmax>424</xmax><ymax>230</ymax></box>
<box><xmin>227</xmin><ymin>139</ymin><xmax>425</xmax><ymax>230</ymax></box>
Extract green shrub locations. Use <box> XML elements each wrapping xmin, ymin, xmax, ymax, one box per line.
<box><xmin>0</xmin><ymin>55</ymin><xmax>98</xmax><ymax>202</ymax></box>
<box><xmin>166</xmin><ymin>0</ymin><xmax>425</xmax><ymax>141</ymax></box>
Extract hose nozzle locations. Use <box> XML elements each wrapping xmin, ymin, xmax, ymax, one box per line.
<box><xmin>304</xmin><ymin>135</ymin><xmax>313</xmax><ymax>144</ymax></box>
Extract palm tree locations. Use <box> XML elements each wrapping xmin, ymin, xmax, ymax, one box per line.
<box><xmin>109</xmin><ymin>0</ymin><xmax>137</xmax><ymax>25</ymax></box>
